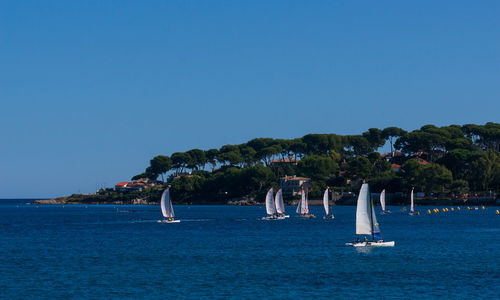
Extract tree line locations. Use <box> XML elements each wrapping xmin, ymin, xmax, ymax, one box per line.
<box><xmin>131</xmin><ymin>122</ymin><xmax>500</xmax><ymax>202</ymax></box>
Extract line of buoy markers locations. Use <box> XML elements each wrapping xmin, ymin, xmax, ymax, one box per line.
<box><xmin>426</xmin><ymin>206</ymin><xmax>495</xmax><ymax>214</ymax></box>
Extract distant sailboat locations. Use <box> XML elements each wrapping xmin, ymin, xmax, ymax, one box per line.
<box><xmin>409</xmin><ymin>188</ymin><xmax>420</xmax><ymax>216</ymax></box>
<box><xmin>380</xmin><ymin>189</ymin><xmax>391</xmax><ymax>215</ymax></box>
<box><xmin>275</xmin><ymin>188</ymin><xmax>289</xmax><ymax>219</ymax></box>
<box><xmin>323</xmin><ymin>188</ymin><xmax>334</xmax><ymax>219</ymax></box>
<box><xmin>158</xmin><ymin>188</ymin><xmax>180</xmax><ymax>223</ymax></box>
<box><xmin>296</xmin><ymin>188</ymin><xmax>315</xmax><ymax>218</ymax></box>
<box><xmin>346</xmin><ymin>183</ymin><xmax>394</xmax><ymax>247</ymax></box>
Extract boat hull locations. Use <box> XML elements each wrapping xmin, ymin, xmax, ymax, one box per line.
<box><xmin>345</xmin><ymin>241</ymin><xmax>395</xmax><ymax>247</ymax></box>
<box><xmin>323</xmin><ymin>215</ymin><xmax>335</xmax><ymax>219</ymax></box>
<box><xmin>158</xmin><ymin>220</ymin><xmax>181</xmax><ymax>223</ymax></box>
<box><xmin>298</xmin><ymin>214</ymin><xmax>316</xmax><ymax>218</ymax></box>
<box><xmin>262</xmin><ymin>215</ymin><xmax>288</xmax><ymax>220</ymax></box>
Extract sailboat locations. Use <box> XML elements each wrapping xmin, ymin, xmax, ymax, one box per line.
<box><xmin>346</xmin><ymin>183</ymin><xmax>394</xmax><ymax>247</ymax></box>
<box><xmin>158</xmin><ymin>187</ymin><xmax>180</xmax><ymax>223</ymax></box>
<box><xmin>262</xmin><ymin>188</ymin><xmax>276</xmax><ymax>220</ymax></box>
<box><xmin>380</xmin><ymin>189</ymin><xmax>391</xmax><ymax>215</ymax></box>
<box><xmin>409</xmin><ymin>187</ymin><xmax>420</xmax><ymax>216</ymax></box>
<box><xmin>296</xmin><ymin>188</ymin><xmax>315</xmax><ymax>218</ymax></box>
<box><xmin>275</xmin><ymin>188</ymin><xmax>289</xmax><ymax>219</ymax></box>
<box><xmin>323</xmin><ymin>188</ymin><xmax>334</xmax><ymax>219</ymax></box>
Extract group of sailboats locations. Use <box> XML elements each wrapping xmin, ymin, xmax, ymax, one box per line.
<box><xmin>263</xmin><ymin>188</ymin><xmax>290</xmax><ymax>220</ymax></box>
<box><xmin>157</xmin><ymin>184</ymin><xmax>403</xmax><ymax>248</ymax></box>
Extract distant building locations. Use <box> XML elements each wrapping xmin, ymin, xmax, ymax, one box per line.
<box><xmin>391</xmin><ymin>164</ymin><xmax>401</xmax><ymax>172</ymax></box>
<box><xmin>271</xmin><ymin>158</ymin><xmax>299</xmax><ymax>167</ymax></box>
<box><xmin>416</xmin><ymin>158</ymin><xmax>429</xmax><ymax>165</ymax></box>
<box><xmin>280</xmin><ymin>175</ymin><xmax>312</xmax><ymax>196</ymax></box>
<box><xmin>114</xmin><ymin>178</ymin><xmax>162</xmax><ymax>192</ymax></box>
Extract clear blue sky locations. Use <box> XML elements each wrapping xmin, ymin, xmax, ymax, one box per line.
<box><xmin>1</xmin><ymin>1</ymin><xmax>499</xmax><ymax>198</ymax></box>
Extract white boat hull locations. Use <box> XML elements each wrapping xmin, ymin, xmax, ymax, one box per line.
<box><xmin>346</xmin><ymin>240</ymin><xmax>395</xmax><ymax>247</ymax></box>
<box><xmin>262</xmin><ymin>215</ymin><xmax>289</xmax><ymax>220</ymax></box>
<box><xmin>158</xmin><ymin>220</ymin><xmax>181</xmax><ymax>223</ymax></box>
<box><xmin>323</xmin><ymin>215</ymin><xmax>335</xmax><ymax>219</ymax></box>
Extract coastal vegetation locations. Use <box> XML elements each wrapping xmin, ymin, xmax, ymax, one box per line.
<box><xmin>125</xmin><ymin>122</ymin><xmax>500</xmax><ymax>204</ymax></box>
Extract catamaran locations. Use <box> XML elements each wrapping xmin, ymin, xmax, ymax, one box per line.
<box><xmin>158</xmin><ymin>187</ymin><xmax>180</xmax><ymax>223</ymax></box>
<box><xmin>409</xmin><ymin>187</ymin><xmax>420</xmax><ymax>216</ymax></box>
<box><xmin>296</xmin><ymin>188</ymin><xmax>315</xmax><ymax>218</ymax></box>
<box><xmin>346</xmin><ymin>183</ymin><xmax>394</xmax><ymax>247</ymax></box>
<box><xmin>380</xmin><ymin>189</ymin><xmax>391</xmax><ymax>215</ymax></box>
<box><xmin>323</xmin><ymin>188</ymin><xmax>334</xmax><ymax>219</ymax></box>
<box><xmin>275</xmin><ymin>188</ymin><xmax>289</xmax><ymax>218</ymax></box>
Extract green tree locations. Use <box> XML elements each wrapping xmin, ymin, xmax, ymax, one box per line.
<box><xmin>347</xmin><ymin>156</ymin><xmax>373</xmax><ymax>181</ymax></box>
<box><xmin>382</xmin><ymin>126</ymin><xmax>407</xmax><ymax>153</ymax></box>
<box><xmin>205</xmin><ymin>149</ymin><xmax>219</xmax><ymax>170</ymax></box>
<box><xmin>186</xmin><ymin>149</ymin><xmax>206</xmax><ymax>170</ymax></box>
<box><xmin>362</xmin><ymin>128</ymin><xmax>385</xmax><ymax>151</ymax></box>
<box><xmin>150</xmin><ymin>155</ymin><xmax>172</xmax><ymax>182</ymax></box>
<box><xmin>297</xmin><ymin>155</ymin><xmax>338</xmax><ymax>181</ymax></box>
<box><xmin>420</xmin><ymin>163</ymin><xmax>452</xmax><ymax>193</ymax></box>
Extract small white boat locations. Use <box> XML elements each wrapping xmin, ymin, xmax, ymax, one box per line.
<box><xmin>379</xmin><ymin>189</ymin><xmax>391</xmax><ymax>215</ymax></box>
<box><xmin>296</xmin><ymin>187</ymin><xmax>315</xmax><ymax>218</ymax></box>
<box><xmin>158</xmin><ymin>188</ymin><xmax>180</xmax><ymax>223</ymax></box>
<box><xmin>275</xmin><ymin>188</ymin><xmax>290</xmax><ymax>219</ymax></box>
<box><xmin>409</xmin><ymin>188</ymin><xmax>420</xmax><ymax>216</ymax></box>
<box><xmin>323</xmin><ymin>188</ymin><xmax>334</xmax><ymax>219</ymax></box>
<box><xmin>346</xmin><ymin>183</ymin><xmax>394</xmax><ymax>247</ymax></box>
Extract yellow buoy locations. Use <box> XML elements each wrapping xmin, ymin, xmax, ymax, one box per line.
<box><xmin>457</xmin><ymin>207</ymin><xmax>461</xmax><ymax>210</ymax></box>
<box><xmin>427</xmin><ymin>209</ymin><xmax>431</xmax><ymax>214</ymax></box>
<box><xmin>467</xmin><ymin>207</ymin><xmax>471</xmax><ymax>210</ymax></box>
<box><xmin>482</xmin><ymin>206</ymin><xmax>485</xmax><ymax>210</ymax></box>
<box><xmin>496</xmin><ymin>210</ymin><xmax>499</xmax><ymax>214</ymax></box>
<box><xmin>442</xmin><ymin>208</ymin><xmax>446</xmax><ymax>212</ymax></box>
<box><xmin>451</xmin><ymin>207</ymin><xmax>454</xmax><ymax>211</ymax></box>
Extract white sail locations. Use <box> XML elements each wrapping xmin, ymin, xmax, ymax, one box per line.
<box><xmin>323</xmin><ymin>188</ymin><xmax>329</xmax><ymax>215</ymax></box>
<box><xmin>380</xmin><ymin>189</ymin><xmax>386</xmax><ymax>211</ymax></box>
<box><xmin>410</xmin><ymin>188</ymin><xmax>414</xmax><ymax>213</ymax></box>
<box><xmin>297</xmin><ymin>188</ymin><xmax>308</xmax><ymax>214</ymax></box>
<box><xmin>265</xmin><ymin>188</ymin><xmax>276</xmax><ymax>215</ymax></box>
<box><xmin>161</xmin><ymin>188</ymin><xmax>174</xmax><ymax>218</ymax></box>
<box><xmin>355</xmin><ymin>183</ymin><xmax>380</xmax><ymax>235</ymax></box>
<box><xmin>275</xmin><ymin>188</ymin><xmax>285</xmax><ymax>214</ymax></box>
<box><xmin>301</xmin><ymin>189</ymin><xmax>309</xmax><ymax>214</ymax></box>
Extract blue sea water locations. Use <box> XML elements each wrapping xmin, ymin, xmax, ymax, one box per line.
<box><xmin>1</xmin><ymin>199</ymin><xmax>499</xmax><ymax>299</ymax></box>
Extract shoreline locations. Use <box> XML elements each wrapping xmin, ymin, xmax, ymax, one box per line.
<box><xmin>33</xmin><ymin>198</ymin><xmax>500</xmax><ymax>206</ymax></box>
